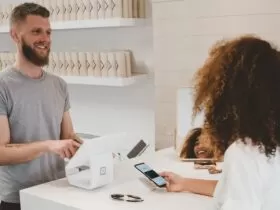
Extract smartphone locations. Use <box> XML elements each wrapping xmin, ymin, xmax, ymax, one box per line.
<box><xmin>134</xmin><ymin>162</ymin><xmax>166</xmax><ymax>188</ymax></box>
<box><xmin>127</xmin><ymin>140</ymin><xmax>149</xmax><ymax>159</ymax></box>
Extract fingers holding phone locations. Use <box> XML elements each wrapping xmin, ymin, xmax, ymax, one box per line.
<box><xmin>160</xmin><ymin>172</ymin><xmax>186</xmax><ymax>192</ymax></box>
<box><xmin>134</xmin><ymin>163</ymin><xmax>167</xmax><ymax>188</ymax></box>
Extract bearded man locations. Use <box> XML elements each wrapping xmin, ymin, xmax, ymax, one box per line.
<box><xmin>0</xmin><ymin>3</ymin><xmax>82</xmax><ymax>210</ymax></box>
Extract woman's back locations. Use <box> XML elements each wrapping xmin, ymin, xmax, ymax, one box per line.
<box><xmin>213</xmin><ymin>139</ymin><xmax>280</xmax><ymax>210</ymax></box>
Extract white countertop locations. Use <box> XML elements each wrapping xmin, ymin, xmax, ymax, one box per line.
<box><xmin>20</xmin><ymin>148</ymin><xmax>222</xmax><ymax>210</ymax></box>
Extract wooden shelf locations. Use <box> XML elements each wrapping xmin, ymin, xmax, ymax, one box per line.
<box><xmin>61</xmin><ymin>73</ymin><xmax>147</xmax><ymax>86</ymax></box>
<box><xmin>0</xmin><ymin>18</ymin><xmax>146</xmax><ymax>33</ymax></box>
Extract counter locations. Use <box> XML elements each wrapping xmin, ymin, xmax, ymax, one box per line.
<box><xmin>20</xmin><ymin>148</ymin><xmax>221</xmax><ymax>210</ymax></box>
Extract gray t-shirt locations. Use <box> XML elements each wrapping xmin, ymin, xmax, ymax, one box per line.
<box><xmin>0</xmin><ymin>67</ymin><xmax>70</xmax><ymax>203</ymax></box>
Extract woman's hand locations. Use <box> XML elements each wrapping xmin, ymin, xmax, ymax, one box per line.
<box><xmin>161</xmin><ymin>171</ymin><xmax>217</xmax><ymax>196</ymax></box>
<box><xmin>160</xmin><ymin>171</ymin><xmax>186</xmax><ymax>192</ymax></box>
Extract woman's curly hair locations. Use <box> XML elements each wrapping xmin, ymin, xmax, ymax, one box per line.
<box><xmin>179</xmin><ymin>127</ymin><xmax>223</xmax><ymax>160</ymax></box>
<box><xmin>192</xmin><ymin>35</ymin><xmax>280</xmax><ymax>157</ymax></box>
<box><xmin>180</xmin><ymin>128</ymin><xmax>202</xmax><ymax>159</ymax></box>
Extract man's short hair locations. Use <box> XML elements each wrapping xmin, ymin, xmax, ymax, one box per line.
<box><xmin>10</xmin><ymin>2</ymin><xmax>50</xmax><ymax>26</ymax></box>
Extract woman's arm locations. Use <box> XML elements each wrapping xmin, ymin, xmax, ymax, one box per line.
<box><xmin>160</xmin><ymin>172</ymin><xmax>217</xmax><ymax>196</ymax></box>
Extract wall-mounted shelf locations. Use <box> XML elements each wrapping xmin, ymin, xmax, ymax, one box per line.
<box><xmin>61</xmin><ymin>73</ymin><xmax>147</xmax><ymax>86</ymax></box>
<box><xmin>0</xmin><ymin>18</ymin><xmax>146</xmax><ymax>33</ymax></box>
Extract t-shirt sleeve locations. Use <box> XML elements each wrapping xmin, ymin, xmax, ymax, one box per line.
<box><xmin>212</xmin><ymin>142</ymin><xmax>263</xmax><ymax>210</ymax></box>
<box><xmin>0</xmin><ymin>86</ymin><xmax>7</xmax><ymax>116</ymax></box>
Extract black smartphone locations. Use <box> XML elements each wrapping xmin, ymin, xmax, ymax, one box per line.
<box><xmin>134</xmin><ymin>162</ymin><xmax>166</xmax><ymax>188</ymax></box>
<box><xmin>127</xmin><ymin>140</ymin><xmax>149</xmax><ymax>159</ymax></box>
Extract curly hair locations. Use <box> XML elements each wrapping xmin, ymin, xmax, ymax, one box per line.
<box><xmin>179</xmin><ymin>127</ymin><xmax>224</xmax><ymax>160</ymax></box>
<box><xmin>180</xmin><ymin>128</ymin><xmax>202</xmax><ymax>158</ymax></box>
<box><xmin>192</xmin><ymin>35</ymin><xmax>280</xmax><ymax>157</ymax></box>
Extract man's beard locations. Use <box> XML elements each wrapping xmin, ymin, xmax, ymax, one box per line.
<box><xmin>21</xmin><ymin>38</ymin><xmax>50</xmax><ymax>66</ymax></box>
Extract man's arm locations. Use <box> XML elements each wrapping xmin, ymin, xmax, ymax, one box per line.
<box><xmin>60</xmin><ymin>111</ymin><xmax>83</xmax><ymax>143</ymax></box>
<box><xmin>0</xmin><ymin>115</ymin><xmax>81</xmax><ymax>165</ymax></box>
<box><xmin>0</xmin><ymin>115</ymin><xmax>49</xmax><ymax>165</ymax></box>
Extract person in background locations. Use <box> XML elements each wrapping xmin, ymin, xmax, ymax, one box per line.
<box><xmin>0</xmin><ymin>3</ymin><xmax>81</xmax><ymax>210</ymax></box>
<box><xmin>161</xmin><ymin>35</ymin><xmax>280</xmax><ymax>210</ymax></box>
<box><xmin>179</xmin><ymin>127</ymin><xmax>223</xmax><ymax>161</ymax></box>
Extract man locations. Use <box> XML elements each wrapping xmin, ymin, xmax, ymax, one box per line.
<box><xmin>0</xmin><ymin>3</ymin><xmax>81</xmax><ymax>210</ymax></box>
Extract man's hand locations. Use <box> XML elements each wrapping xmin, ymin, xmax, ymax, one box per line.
<box><xmin>47</xmin><ymin>139</ymin><xmax>81</xmax><ymax>159</ymax></box>
<box><xmin>71</xmin><ymin>133</ymin><xmax>84</xmax><ymax>144</ymax></box>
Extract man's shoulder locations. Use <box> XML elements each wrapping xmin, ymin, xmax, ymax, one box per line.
<box><xmin>45</xmin><ymin>71</ymin><xmax>67</xmax><ymax>86</ymax></box>
<box><xmin>0</xmin><ymin>67</ymin><xmax>16</xmax><ymax>88</ymax></box>
<box><xmin>0</xmin><ymin>67</ymin><xmax>15</xmax><ymax>80</ymax></box>
<box><xmin>45</xmin><ymin>71</ymin><xmax>68</xmax><ymax>93</ymax></box>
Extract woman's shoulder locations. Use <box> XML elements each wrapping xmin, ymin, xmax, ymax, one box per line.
<box><xmin>225</xmin><ymin>138</ymin><xmax>280</xmax><ymax>163</ymax></box>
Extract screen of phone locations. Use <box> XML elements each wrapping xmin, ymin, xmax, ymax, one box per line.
<box><xmin>135</xmin><ymin>163</ymin><xmax>166</xmax><ymax>187</ymax></box>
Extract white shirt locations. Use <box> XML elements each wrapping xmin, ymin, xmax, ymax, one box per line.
<box><xmin>212</xmin><ymin>139</ymin><xmax>280</xmax><ymax>210</ymax></box>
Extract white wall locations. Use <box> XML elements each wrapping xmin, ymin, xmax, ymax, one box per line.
<box><xmin>0</xmin><ymin>0</ymin><xmax>155</xmax><ymax>149</ymax></box>
<box><xmin>152</xmin><ymin>0</ymin><xmax>280</xmax><ymax>149</ymax></box>
<box><xmin>176</xmin><ymin>87</ymin><xmax>204</xmax><ymax>151</ymax></box>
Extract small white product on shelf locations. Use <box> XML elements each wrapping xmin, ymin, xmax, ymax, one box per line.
<box><xmin>56</xmin><ymin>0</ymin><xmax>64</xmax><ymax>21</ymax></box>
<box><xmin>93</xmin><ymin>51</ymin><xmax>102</xmax><ymax>77</ymax></box>
<box><xmin>86</xmin><ymin>52</ymin><xmax>94</xmax><ymax>76</ymax></box>
<box><xmin>0</xmin><ymin>6</ymin><xmax>3</xmax><ymax>26</ymax></box>
<box><xmin>107</xmin><ymin>52</ymin><xmax>117</xmax><ymax>77</ymax></box>
<box><xmin>64</xmin><ymin>52</ymin><xmax>72</xmax><ymax>75</ymax></box>
<box><xmin>50</xmin><ymin>0</ymin><xmax>57</xmax><ymax>21</ymax></box>
<box><xmin>1</xmin><ymin>53</ymin><xmax>7</xmax><ymax>69</ymax></box>
<box><xmin>104</xmin><ymin>0</ymin><xmax>112</xmax><ymax>19</ymax></box>
<box><xmin>46</xmin><ymin>52</ymin><xmax>52</xmax><ymax>73</ymax></box>
<box><xmin>97</xmin><ymin>0</ymin><xmax>104</xmax><ymax>19</ymax></box>
<box><xmin>0</xmin><ymin>54</ymin><xmax>2</xmax><ymax>71</ymax></box>
<box><xmin>115</xmin><ymin>51</ymin><xmax>127</xmax><ymax>77</ymax></box>
<box><xmin>76</xmin><ymin>0</ymin><xmax>83</xmax><ymax>20</ymax></box>
<box><xmin>122</xmin><ymin>0</ymin><xmax>129</xmax><ymax>18</ymax></box>
<box><xmin>78</xmin><ymin>52</ymin><xmax>88</xmax><ymax>76</ymax></box>
<box><xmin>52</xmin><ymin>52</ymin><xmax>60</xmax><ymax>75</ymax></box>
<box><xmin>71</xmin><ymin>52</ymin><xmax>80</xmax><ymax>76</ymax></box>
<box><xmin>89</xmin><ymin>0</ymin><xmax>98</xmax><ymax>19</ymax></box>
<box><xmin>69</xmin><ymin>0</ymin><xmax>77</xmax><ymax>20</ymax></box>
<box><xmin>112</xmin><ymin>0</ymin><xmax>122</xmax><ymax>18</ymax></box>
<box><xmin>2</xmin><ymin>4</ymin><xmax>9</xmax><ymax>25</ymax></box>
<box><xmin>127</xmin><ymin>0</ymin><xmax>133</xmax><ymax>18</ymax></box>
<box><xmin>132</xmin><ymin>0</ymin><xmax>138</xmax><ymax>18</ymax></box>
<box><xmin>124</xmin><ymin>50</ymin><xmax>132</xmax><ymax>77</ymax></box>
<box><xmin>100</xmin><ymin>51</ymin><xmax>108</xmax><ymax>77</ymax></box>
<box><xmin>58</xmin><ymin>52</ymin><xmax>66</xmax><ymax>75</ymax></box>
<box><xmin>64</xmin><ymin>0</ymin><xmax>71</xmax><ymax>21</ymax></box>
<box><xmin>3</xmin><ymin>5</ymin><xmax>8</xmax><ymax>25</ymax></box>
<box><xmin>8</xmin><ymin>52</ymin><xmax>15</xmax><ymax>67</ymax></box>
<box><xmin>83</xmin><ymin>0</ymin><xmax>91</xmax><ymax>20</ymax></box>
<box><xmin>138</xmin><ymin>0</ymin><xmax>146</xmax><ymax>18</ymax></box>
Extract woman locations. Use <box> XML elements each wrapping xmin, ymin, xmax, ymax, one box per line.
<box><xmin>179</xmin><ymin>127</ymin><xmax>223</xmax><ymax>160</ymax></box>
<box><xmin>161</xmin><ymin>35</ymin><xmax>280</xmax><ymax>209</ymax></box>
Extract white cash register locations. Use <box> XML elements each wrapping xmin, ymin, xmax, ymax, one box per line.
<box><xmin>65</xmin><ymin>133</ymin><xmax>149</xmax><ymax>190</ymax></box>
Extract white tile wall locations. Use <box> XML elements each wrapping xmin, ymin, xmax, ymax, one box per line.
<box><xmin>152</xmin><ymin>0</ymin><xmax>280</xmax><ymax>149</ymax></box>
